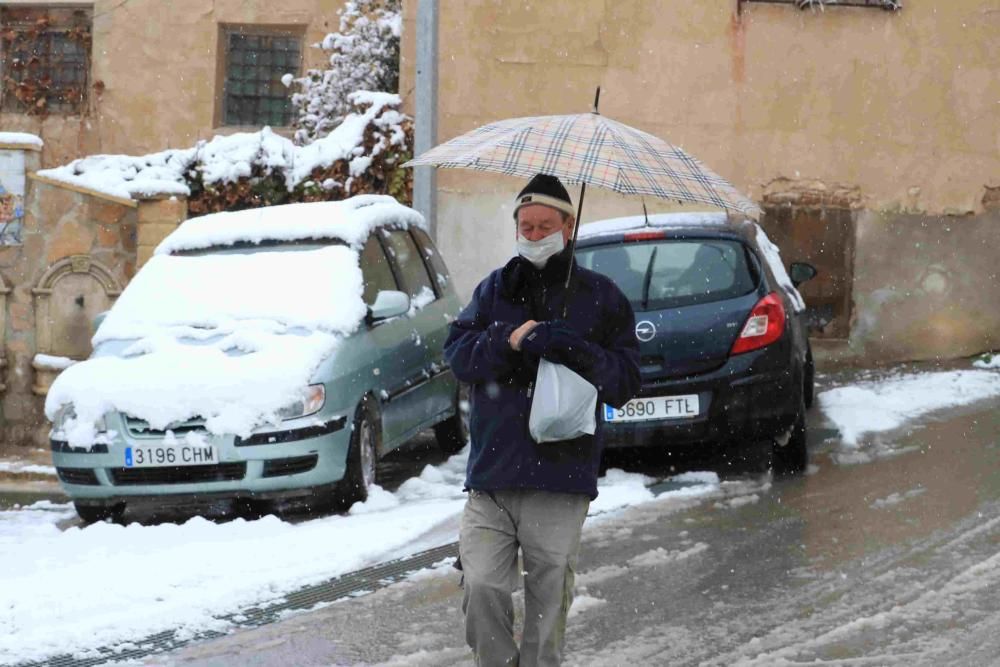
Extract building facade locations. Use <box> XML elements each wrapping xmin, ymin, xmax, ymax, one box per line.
<box><xmin>399</xmin><ymin>0</ymin><xmax>1000</xmax><ymax>363</ymax></box>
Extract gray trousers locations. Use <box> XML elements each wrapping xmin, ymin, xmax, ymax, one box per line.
<box><xmin>460</xmin><ymin>488</ymin><xmax>590</xmax><ymax>667</ymax></box>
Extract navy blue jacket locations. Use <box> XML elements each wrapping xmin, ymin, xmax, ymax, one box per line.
<box><xmin>444</xmin><ymin>247</ymin><xmax>640</xmax><ymax>499</ymax></box>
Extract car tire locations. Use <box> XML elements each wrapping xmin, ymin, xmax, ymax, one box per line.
<box><xmin>74</xmin><ymin>501</ymin><xmax>125</xmax><ymax>524</ymax></box>
<box><xmin>772</xmin><ymin>396</ymin><xmax>808</xmax><ymax>475</ymax></box>
<box><xmin>336</xmin><ymin>395</ymin><xmax>380</xmax><ymax>508</ymax></box>
<box><xmin>434</xmin><ymin>383</ymin><xmax>469</xmax><ymax>455</ymax></box>
<box><xmin>804</xmin><ymin>346</ymin><xmax>815</xmax><ymax>410</ymax></box>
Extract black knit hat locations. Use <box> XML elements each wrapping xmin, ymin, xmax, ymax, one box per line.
<box><xmin>512</xmin><ymin>174</ymin><xmax>575</xmax><ymax>219</ymax></box>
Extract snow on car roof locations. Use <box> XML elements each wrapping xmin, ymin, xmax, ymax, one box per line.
<box><xmin>578</xmin><ymin>211</ymin><xmax>731</xmax><ymax>239</ymax></box>
<box><xmin>156</xmin><ymin>195</ymin><xmax>425</xmax><ymax>255</ymax></box>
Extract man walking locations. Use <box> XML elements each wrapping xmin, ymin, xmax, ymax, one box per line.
<box><xmin>444</xmin><ymin>174</ymin><xmax>641</xmax><ymax>666</ymax></box>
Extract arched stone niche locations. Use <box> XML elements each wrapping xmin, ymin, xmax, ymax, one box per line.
<box><xmin>32</xmin><ymin>255</ymin><xmax>122</xmax><ymax>395</ymax></box>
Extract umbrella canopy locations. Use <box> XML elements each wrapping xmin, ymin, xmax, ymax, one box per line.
<box><xmin>405</xmin><ymin>111</ymin><xmax>760</xmax><ymax>219</ymax></box>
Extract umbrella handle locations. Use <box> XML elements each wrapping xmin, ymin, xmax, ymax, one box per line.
<box><xmin>561</xmin><ymin>182</ymin><xmax>587</xmax><ymax>318</ymax></box>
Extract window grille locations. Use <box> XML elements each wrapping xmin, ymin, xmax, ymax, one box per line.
<box><xmin>740</xmin><ymin>0</ymin><xmax>901</xmax><ymax>9</ymax></box>
<box><xmin>222</xmin><ymin>29</ymin><xmax>301</xmax><ymax>127</ymax></box>
<box><xmin>0</xmin><ymin>7</ymin><xmax>91</xmax><ymax>115</ymax></box>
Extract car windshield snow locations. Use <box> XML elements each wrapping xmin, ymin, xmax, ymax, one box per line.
<box><xmin>93</xmin><ymin>241</ymin><xmax>366</xmax><ymax>344</ymax></box>
<box><xmin>576</xmin><ymin>239</ymin><xmax>758</xmax><ymax>311</ymax></box>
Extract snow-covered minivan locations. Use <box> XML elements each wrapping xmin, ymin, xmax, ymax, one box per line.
<box><xmin>47</xmin><ymin>196</ymin><xmax>466</xmax><ymax>523</ymax></box>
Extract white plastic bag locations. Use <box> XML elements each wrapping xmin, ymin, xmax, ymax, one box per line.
<box><xmin>528</xmin><ymin>359</ymin><xmax>598</xmax><ymax>443</ymax></box>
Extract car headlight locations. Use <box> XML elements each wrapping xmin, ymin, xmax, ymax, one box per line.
<box><xmin>51</xmin><ymin>405</ymin><xmax>107</xmax><ymax>436</ymax></box>
<box><xmin>277</xmin><ymin>384</ymin><xmax>326</xmax><ymax>421</ymax></box>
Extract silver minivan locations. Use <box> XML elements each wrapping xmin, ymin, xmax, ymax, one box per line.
<box><xmin>47</xmin><ymin>197</ymin><xmax>466</xmax><ymax>522</ymax></box>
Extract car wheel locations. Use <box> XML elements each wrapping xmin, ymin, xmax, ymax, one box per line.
<box><xmin>773</xmin><ymin>396</ymin><xmax>808</xmax><ymax>475</ymax></box>
<box><xmin>434</xmin><ymin>383</ymin><xmax>469</xmax><ymax>455</ymax></box>
<box><xmin>74</xmin><ymin>501</ymin><xmax>125</xmax><ymax>525</ymax></box>
<box><xmin>336</xmin><ymin>395</ymin><xmax>380</xmax><ymax>507</ymax></box>
<box><xmin>804</xmin><ymin>346</ymin><xmax>815</xmax><ymax>410</ymax></box>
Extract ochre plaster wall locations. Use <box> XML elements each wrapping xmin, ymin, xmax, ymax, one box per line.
<box><xmin>401</xmin><ymin>0</ymin><xmax>1000</xmax><ymax>361</ymax></box>
<box><xmin>0</xmin><ymin>0</ymin><xmax>346</xmax><ymax>168</ymax></box>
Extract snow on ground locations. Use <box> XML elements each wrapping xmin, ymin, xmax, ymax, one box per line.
<box><xmin>0</xmin><ymin>461</ymin><xmax>57</xmax><ymax>476</ymax></box>
<box><xmin>818</xmin><ymin>369</ymin><xmax>1000</xmax><ymax>448</ymax></box>
<box><xmin>0</xmin><ymin>444</ymin><xmax>720</xmax><ymax>664</ymax></box>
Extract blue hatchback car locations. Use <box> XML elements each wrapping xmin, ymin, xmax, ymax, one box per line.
<box><xmin>575</xmin><ymin>212</ymin><xmax>817</xmax><ymax>473</ymax></box>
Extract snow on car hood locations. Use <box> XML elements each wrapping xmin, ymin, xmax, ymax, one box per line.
<box><xmin>46</xmin><ymin>245</ymin><xmax>365</xmax><ymax>446</ymax></box>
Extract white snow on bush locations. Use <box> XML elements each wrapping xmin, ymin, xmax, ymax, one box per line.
<box><xmin>34</xmin><ymin>94</ymin><xmax>406</xmax><ymax>201</ymax></box>
<box><xmin>0</xmin><ymin>447</ymin><xmax>716</xmax><ymax>664</ymax></box>
<box><xmin>819</xmin><ymin>370</ymin><xmax>1000</xmax><ymax>448</ymax></box>
<box><xmin>0</xmin><ymin>131</ymin><xmax>43</xmax><ymax>148</ymax></box>
<box><xmin>974</xmin><ymin>353</ymin><xmax>1000</xmax><ymax>370</ymax></box>
<box><xmin>156</xmin><ymin>195</ymin><xmax>422</xmax><ymax>255</ymax></box>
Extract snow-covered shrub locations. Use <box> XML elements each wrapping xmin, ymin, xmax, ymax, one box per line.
<box><xmin>285</xmin><ymin>0</ymin><xmax>401</xmax><ymax>145</ymax></box>
<box><xmin>37</xmin><ymin>92</ymin><xmax>413</xmax><ymax>215</ymax></box>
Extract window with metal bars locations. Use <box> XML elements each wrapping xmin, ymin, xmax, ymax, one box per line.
<box><xmin>740</xmin><ymin>0</ymin><xmax>901</xmax><ymax>9</ymax></box>
<box><xmin>0</xmin><ymin>6</ymin><xmax>91</xmax><ymax>115</ymax></box>
<box><xmin>222</xmin><ymin>27</ymin><xmax>301</xmax><ymax>127</ymax></box>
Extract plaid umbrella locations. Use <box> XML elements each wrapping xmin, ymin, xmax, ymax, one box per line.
<box><xmin>405</xmin><ymin>108</ymin><xmax>760</xmax><ymax>218</ymax></box>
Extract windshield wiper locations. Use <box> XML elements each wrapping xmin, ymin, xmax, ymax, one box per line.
<box><xmin>641</xmin><ymin>246</ymin><xmax>658</xmax><ymax>311</ymax></box>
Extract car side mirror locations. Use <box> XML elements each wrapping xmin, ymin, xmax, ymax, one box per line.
<box><xmin>368</xmin><ymin>290</ymin><xmax>410</xmax><ymax>323</ymax></box>
<box><xmin>789</xmin><ymin>262</ymin><xmax>818</xmax><ymax>288</ymax></box>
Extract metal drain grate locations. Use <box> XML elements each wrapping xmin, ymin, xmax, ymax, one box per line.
<box><xmin>14</xmin><ymin>541</ymin><xmax>459</xmax><ymax>667</ymax></box>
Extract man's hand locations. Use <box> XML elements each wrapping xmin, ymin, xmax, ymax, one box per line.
<box><xmin>509</xmin><ymin>320</ymin><xmax>538</xmax><ymax>351</ymax></box>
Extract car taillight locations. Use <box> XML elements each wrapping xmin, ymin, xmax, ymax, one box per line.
<box><xmin>730</xmin><ymin>293</ymin><xmax>786</xmax><ymax>355</ymax></box>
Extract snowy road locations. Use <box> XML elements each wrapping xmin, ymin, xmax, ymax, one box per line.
<box><xmin>3</xmin><ymin>362</ymin><xmax>1000</xmax><ymax>666</ymax></box>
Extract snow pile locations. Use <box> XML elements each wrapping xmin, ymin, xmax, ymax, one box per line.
<box><xmin>32</xmin><ymin>353</ymin><xmax>76</xmax><ymax>371</ymax></box>
<box><xmin>34</xmin><ymin>94</ymin><xmax>407</xmax><ymax>202</ymax></box>
<box><xmin>156</xmin><ymin>194</ymin><xmax>422</xmax><ymax>255</ymax></box>
<box><xmin>0</xmin><ymin>461</ymin><xmax>57</xmax><ymax>476</ymax></box>
<box><xmin>0</xmin><ymin>131</ymin><xmax>43</xmax><ymax>148</ymax></box>
<box><xmin>974</xmin><ymin>353</ymin><xmax>1000</xmax><ymax>370</ymax></box>
<box><xmin>286</xmin><ymin>0</ymin><xmax>401</xmax><ymax>144</ymax></box>
<box><xmin>819</xmin><ymin>369</ymin><xmax>1000</xmax><ymax>447</ymax></box>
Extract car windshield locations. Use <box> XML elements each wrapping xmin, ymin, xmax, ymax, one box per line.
<box><xmin>576</xmin><ymin>238</ymin><xmax>757</xmax><ymax>311</ymax></box>
<box><xmin>94</xmin><ymin>240</ymin><xmax>366</xmax><ymax>343</ymax></box>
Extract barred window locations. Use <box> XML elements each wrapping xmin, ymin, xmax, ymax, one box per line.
<box><xmin>0</xmin><ymin>7</ymin><xmax>92</xmax><ymax>115</ymax></box>
<box><xmin>740</xmin><ymin>0</ymin><xmax>901</xmax><ymax>9</ymax></box>
<box><xmin>222</xmin><ymin>28</ymin><xmax>301</xmax><ymax>127</ymax></box>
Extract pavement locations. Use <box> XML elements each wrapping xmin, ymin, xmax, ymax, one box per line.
<box><xmin>141</xmin><ymin>372</ymin><xmax>1000</xmax><ymax>666</ymax></box>
<box><xmin>7</xmin><ymin>358</ymin><xmax>1000</xmax><ymax>666</ymax></box>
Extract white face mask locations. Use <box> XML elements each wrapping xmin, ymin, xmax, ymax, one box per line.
<box><xmin>517</xmin><ymin>229</ymin><xmax>565</xmax><ymax>269</ymax></box>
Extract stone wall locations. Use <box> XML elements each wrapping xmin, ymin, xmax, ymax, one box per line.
<box><xmin>0</xmin><ymin>171</ymin><xmax>187</xmax><ymax>452</ymax></box>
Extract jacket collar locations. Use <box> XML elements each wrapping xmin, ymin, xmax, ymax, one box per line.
<box><xmin>500</xmin><ymin>245</ymin><xmax>575</xmax><ymax>300</ymax></box>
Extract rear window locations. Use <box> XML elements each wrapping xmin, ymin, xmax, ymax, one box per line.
<box><xmin>576</xmin><ymin>239</ymin><xmax>757</xmax><ymax>311</ymax></box>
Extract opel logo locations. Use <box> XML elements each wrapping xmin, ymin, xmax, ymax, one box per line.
<box><xmin>635</xmin><ymin>320</ymin><xmax>656</xmax><ymax>342</ymax></box>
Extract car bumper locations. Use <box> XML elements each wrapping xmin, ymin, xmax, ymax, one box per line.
<box><xmin>601</xmin><ymin>344</ymin><xmax>797</xmax><ymax>449</ymax></box>
<box><xmin>50</xmin><ymin>416</ymin><xmax>352</xmax><ymax>502</ymax></box>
